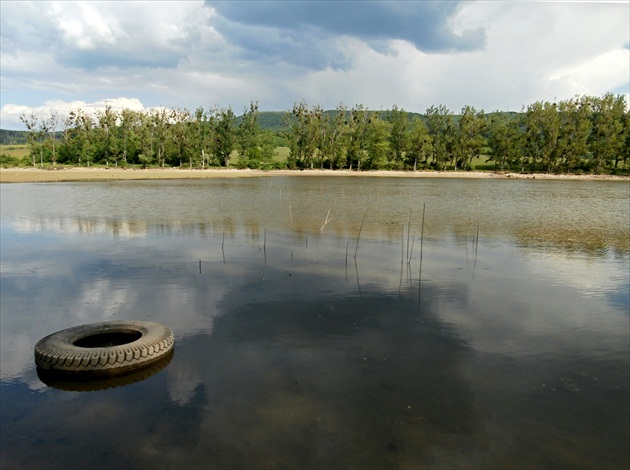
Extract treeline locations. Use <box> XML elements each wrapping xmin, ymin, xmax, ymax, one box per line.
<box><xmin>12</xmin><ymin>93</ymin><xmax>629</xmax><ymax>174</ymax></box>
<box><xmin>15</xmin><ymin>102</ymin><xmax>280</xmax><ymax>169</ymax></box>
<box><xmin>285</xmin><ymin>95</ymin><xmax>628</xmax><ymax>173</ymax></box>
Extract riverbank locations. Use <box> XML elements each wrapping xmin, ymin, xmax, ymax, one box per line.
<box><xmin>1</xmin><ymin>167</ymin><xmax>628</xmax><ymax>183</ymax></box>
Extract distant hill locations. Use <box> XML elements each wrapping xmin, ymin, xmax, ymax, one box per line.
<box><xmin>257</xmin><ymin>111</ymin><xmax>289</xmax><ymax>131</ymax></box>
<box><xmin>0</xmin><ymin>129</ymin><xmax>29</xmax><ymax>144</ymax></box>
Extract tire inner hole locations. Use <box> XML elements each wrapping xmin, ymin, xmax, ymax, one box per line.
<box><xmin>73</xmin><ymin>331</ymin><xmax>142</xmax><ymax>348</ymax></box>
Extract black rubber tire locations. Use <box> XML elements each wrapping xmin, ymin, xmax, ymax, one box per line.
<box><xmin>34</xmin><ymin>320</ymin><xmax>175</xmax><ymax>376</ymax></box>
<box><xmin>37</xmin><ymin>349</ymin><xmax>174</xmax><ymax>391</ymax></box>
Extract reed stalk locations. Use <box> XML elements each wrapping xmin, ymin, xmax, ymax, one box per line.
<box><xmin>354</xmin><ymin>206</ymin><xmax>369</xmax><ymax>260</ymax></box>
<box><xmin>406</xmin><ymin>208</ymin><xmax>412</xmax><ymax>262</ymax></box>
<box><xmin>475</xmin><ymin>223</ymin><xmax>480</xmax><ymax>256</ymax></box>
<box><xmin>264</xmin><ymin>228</ymin><xmax>267</xmax><ymax>266</ymax></box>
<box><xmin>419</xmin><ymin>202</ymin><xmax>426</xmax><ymax>281</ymax></box>
<box><xmin>320</xmin><ymin>209</ymin><xmax>333</xmax><ymax>232</ymax></box>
<box><xmin>401</xmin><ymin>225</ymin><xmax>404</xmax><ymax>265</ymax></box>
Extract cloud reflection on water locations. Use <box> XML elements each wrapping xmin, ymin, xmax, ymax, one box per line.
<box><xmin>0</xmin><ymin>178</ymin><xmax>628</xmax><ymax>468</ymax></box>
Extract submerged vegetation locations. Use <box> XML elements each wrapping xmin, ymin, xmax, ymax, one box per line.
<box><xmin>6</xmin><ymin>94</ymin><xmax>629</xmax><ymax>174</ymax></box>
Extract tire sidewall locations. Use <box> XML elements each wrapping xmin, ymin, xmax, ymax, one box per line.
<box><xmin>34</xmin><ymin>320</ymin><xmax>174</xmax><ymax>376</ymax></box>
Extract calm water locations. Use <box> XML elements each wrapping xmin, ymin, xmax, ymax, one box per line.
<box><xmin>1</xmin><ymin>176</ymin><xmax>628</xmax><ymax>469</ymax></box>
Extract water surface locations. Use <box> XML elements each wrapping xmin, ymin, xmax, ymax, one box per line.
<box><xmin>1</xmin><ymin>177</ymin><xmax>628</xmax><ymax>469</ymax></box>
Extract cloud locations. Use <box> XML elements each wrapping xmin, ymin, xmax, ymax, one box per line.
<box><xmin>0</xmin><ymin>1</ymin><xmax>628</xmax><ymax>130</ymax></box>
<box><xmin>209</xmin><ymin>1</ymin><xmax>485</xmax><ymax>59</ymax></box>
<box><xmin>1</xmin><ymin>98</ymin><xmax>146</xmax><ymax>130</ymax></box>
<box><xmin>7</xmin><ymin>1</ymin><xmax>219</xmax><ymax>71</ymax></box>
<box><xmin>206</xmin><ymin>1</ymin><xmax>486</xmax><ymax>71</ymax></box>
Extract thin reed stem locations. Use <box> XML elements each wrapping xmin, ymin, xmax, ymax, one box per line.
<box><xmin>320</xmin><ymin>208</ymin><xmax>333</xmax><ymax>232</ymax></box>
<box><xmin>406</xmin><ymin>208</ymin><xmax>412</xmax><ymax>262</ymax></box>
<box><xmin>354</xmin><ymin>206</ymin><xmax>369</xmax><ymax>260</ymax></box>
<box><xmin>419</xmin><ymin>202</ymin><xmax>425</xmax><ymax>280</ymax></box>
<box><xmin>401</xmin><ymin>225</ymin><xmax>404</xmax><ymax>265</ymax></box>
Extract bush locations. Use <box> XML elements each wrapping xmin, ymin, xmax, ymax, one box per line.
<box><xmin>0</xmin><ymin>153</ymin><xmax>20</xmax><ymax>167</ymax></box>
<box><xmin>259</xmin><ymin>160</ymin><xmax>287</xmax><ymax>170</ymax></box>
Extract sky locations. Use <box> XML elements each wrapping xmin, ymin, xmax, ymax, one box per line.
<box><xmin>0</xmin><ymin>0</ymin><xmax>628</xmax><ymax>130</ymax></box>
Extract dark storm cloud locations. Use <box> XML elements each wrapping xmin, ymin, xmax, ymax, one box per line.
<box><xmin>207</xmin><ymin>1</ymin><xmax>486</xmax><ymax>68</ymax></box>
<box><xmin>213</xmin><ymin>18</ymin><xmax>353</xmax><ymax>69</ymax></box>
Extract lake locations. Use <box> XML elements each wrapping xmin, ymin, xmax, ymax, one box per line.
<box><xmin>1</xmin><ymin>176</ymin><xmax>628</xmax><ymax>469</ymax></box>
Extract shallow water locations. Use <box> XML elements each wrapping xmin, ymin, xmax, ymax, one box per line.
<box><xmin>1</xmin><ymin>177</ymin><xmax>628</xmax><ymax>469</ymax></box>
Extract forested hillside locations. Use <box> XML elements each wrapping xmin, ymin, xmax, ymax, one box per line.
<box><xmin>0</xmin><ymin>129</ymin><xmax>29</xmax><ymax>144</ymax></box>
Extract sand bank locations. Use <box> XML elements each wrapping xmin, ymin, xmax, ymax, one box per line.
<box><xmin>1</xmin><ymin>167</ymin><xmax>628</xmax><ymax>183</ymax></box>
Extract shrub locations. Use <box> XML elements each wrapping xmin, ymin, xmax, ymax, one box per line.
<box><xmin>0</xmin><ymin>153</ymin><xmax>20</xmax><ymax>167</ymax></box>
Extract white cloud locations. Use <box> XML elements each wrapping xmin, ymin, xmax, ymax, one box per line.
<box><xmin>53</xmin><ymin>2</ymin><xmax>118</xmax><ymax>50</ymax></box>
<box><xmin>0</xmin><ymin>1</ymin><xmax>628</xmax><ymax>129</ymax></box>
<box><xmin>1</xmin><ymin>97</ymin><xmax>146</xmax><ymax>130</ymax></box>
<box><xmin>547</xmin><ymin>49</ymin><xmax>629</xmax><ymax>93</ymax></box>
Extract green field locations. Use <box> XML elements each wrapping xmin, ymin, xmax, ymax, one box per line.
<box><xmin>0</xmin><ymin>144</ymin><xmax>29</xmax><ymax>158</ymax></box>
<box><xmin>0</xmin><ymin>144</ymin><xmax>29</xmax><ymax>167</ymax></box>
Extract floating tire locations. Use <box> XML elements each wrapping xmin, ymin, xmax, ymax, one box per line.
<box><xmin>36</xmin><ymin>349</ymin><xmax>174</xmax><ymax>392</ymax></box>
<box><xmin>34</xmin><ymin>320</ymin><xmax>175</xmax><ymax>377</ymax></box>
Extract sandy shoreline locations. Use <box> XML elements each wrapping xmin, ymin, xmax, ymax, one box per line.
<box><xmin>1</xmin><ymin>167</ymin><xmax>628</xmax><ymax>183</ymax></box>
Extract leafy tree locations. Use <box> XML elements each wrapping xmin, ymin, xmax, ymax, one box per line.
<box><xmin>171</xmin><ymin>109</ymin><xmax>191</xmax><ymax>167</ymax></box>
<box><xmin>67</xmin><ymin>110</ymin><xmax>96</xmax><ymax>166</ymax></box>
<box><xmin>487</xmin><ymin>113</ymin><xmax>524</xmax><ymax>170</ymax></box>
<box><xmin>284</xmin><ymin>101</ymin><xmax>312</xmax><ymax>169</ymax></box>
<box><xmin>215</xmin><ymin>107</ymin><xmax>236</xmax><ymax>167</ymax></box>
<box><xmin>237</xmin><ymin>101</ymin><xmax>262</xmax><ymax>168</ymax></box>
<box><xmin>622</xmin><ymin>107</ymin><xmax>630</xmax><ymax>170</ymax></box>
<box><xmin>589</xmin><ymin>93</ymin><xmax>626</xmax><ymax>173</ymax></box>
<box><xmin>46</xmin><ymin>112</ymin><xmax>60</xmax><ymax>165</ymax></box>
<box><xmin>307</xmin><ymin>104</ymin><xmax>326</xmax><ymax>169</ymax></box>
<box><xmin>58</xmin><ymin>114</ymin><xmax>75</xmax><ymax>164</ymax></box>
<box><xmin>406</xmin><ymin>117</ymin><xmax>433</xmax><ymax>171</ymax></box>
<box><xmin>425</xmin><ymin>105</ymin><xmax>453</xmax><ymax>170</ymax></box>
<box><xmin>95</xmin><ymin>106</ymin><xmax>119</xmax><ymax>166</ymax></box>
<box><xmin>387</xmin><ymin>105</ymin><xmax>408</xmax><ymax>169</ymax></box>
<box><xmin>151</xmin><ymin>108</ymin><xmax>175</xmax><ymax>168</ymax></box>
<box><xmin>187</xmin><ymin>107</ymin><xmax>215</xmax><ymax>168</ymax></box>
<box><xmin>119</xmin><ymin>109</ymin><xmax>141</xmax><ymax>165</ymax></box>
<box><xmin>345</xmin><ymin>104</ymin><xmax>370</xmax><ymax>170</ymax></box>
<box><xmin>524</xmin><ymin>101</ymin><xmax>560</xmax><ymax>172</ymax></box>
<box><xmin>259</xmin><ymin>130</ymin><xmax>277</xmax><ymax>165</ymax></box>
<box><xmin>364</xmin><ymin>113</ymin><xmax>390</xmax><ymax>169</ymax></box>
<box><xmin>320</xmin><ymin>104</ymin><xmax>347</xmax><ymax>169</ymax></box>
<box><xmin>455</xmin><ymin>105</ymin><xmax>486</xmax><ymax>170</ymax></box>
<box><xmin>19</xmin><ymin>111</ymin><xmax>40</xmax><ymax>167</ymax></box>
<box><xmin>555</xmin><ymin>96</ymin><xmax>592</xmax><ymax>172</ymax></box>
<box><xmin>136</xmin><ymin>111</ymin><xmax>156</xmax><ymax>168</ymax></box>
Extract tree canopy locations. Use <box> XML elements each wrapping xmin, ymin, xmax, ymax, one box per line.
<box><xmin>14</xmin><ymin>94</ymin><xmax>629</xmax><ymax>174</ymax></box>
